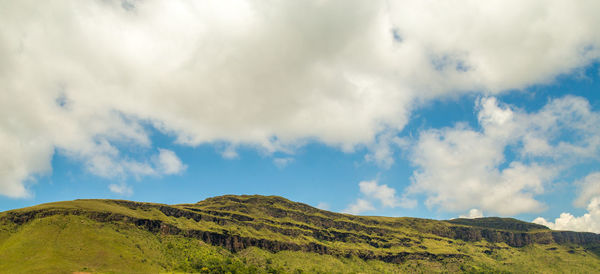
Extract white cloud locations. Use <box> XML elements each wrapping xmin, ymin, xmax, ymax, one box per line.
<box><xmin>1</xmin><ymin>0</ymin><xmax>600</xmax><ymax>197</ymax></box>
<box><xmin>407</xmin><ymin>96</ymin><xmax>600</xmax><ymax>215</ymax></box>
<box><xmin>220</xmin><ymin>145</ymin><xmax>239</xmax><ymax>160</ymax></box>
<box><xmin>109</xmin><ymin>183</ymin><xmax>133</xmax><ymax>196</ymax></box>
<box><xmin>101</xmin><ymin>149</ymin><xmax>185</xmax><ymax>194</ymax></box>
<box><xmin>316</xmin><ymin>202</ymin><xmax>330</xmax><ymax>211</ymax></box>
<box><xmin>533</xmin><ymin>172</ymin><xmax>600</xmax><ymax>233</ymax></box>
<box><xmin>154</xmin><ymin>148</ymin><xmax>187</xmax><ymax>175</ymax></box>
<box><xmin>122</xmin><ymin>161</ymin><xmax>157</xmax><ymax>179</ymax></box>
<box><xmin>360</xmin><ymin>180</ymin><xmax>397</xmax><ymax>207</ymax></box>
<box><xmin>364</xmin><ymin>132</ymin><xmax>407</xmax><ymax>168</ymax></box>
<box><xmin>533</xmin><ymin>197</ymin><xmax>600</xmax><ymax>233</ymax></box>
<box><xmin>343</xmin><ymin>199</ymin><xmax>375</xmax><ymax>215</ymax></box>
<box><xmin>574</xmin><ymin>172</ymin><xmax>600</xmax><ymax>208</ymax></box>
<box><xmin>273</xmin><ymin>157</ymin><xmax>294</xmax><ymax>169</ymax></box>
<box><xmin>80</xmin><ymin>145</ymin><xmax>185</xmax><ymax>180</ymax></box>
<box><xmin>345</xmin><ymin>180</ymin><xmax>415</xmax><ymax>214</ymax></box>
<box><xmin>459</xmin><ymin>209</ymin><xmax>484</xmax><ymax>219</ymax></box>
<box><xmin>359</xmin><ymin>180</ymin><xmax>415</xmax><ymax>208</ymax></box>
<box><xmin>388</xmin><ymin>0</ymin><xmax>600</xmax><ymax>93</ymax></box>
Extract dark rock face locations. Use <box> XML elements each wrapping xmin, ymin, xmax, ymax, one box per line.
<box><xmin>447</xmin><ymin>217</ymin><xmax>549</xmax><ymax>232</ymax></box>
<box><xmin>184</xmin><ymin>229</ymin><xmax>304</xmax><ymax>253</ymax></box>
<box><xmin>552</xmin><ymin>231</ymin><xmax>600</xmax><ymax>245</ymax></box>
<box><xmin>438</xmin><ymin>226</ymin><xmax>554</xmax><ymax>247</ymax></box>
<box><xmin>2</xmin><ymin>196</ymin><xmax>600</xmax><ymax>265</ymax></box>
<box><xmin>428</xmin><ymin>222</ymin><xmax>600</xmax><ymax>248</ymax></box>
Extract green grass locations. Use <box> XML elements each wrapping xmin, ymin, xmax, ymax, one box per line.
<box><xmin>0</xmin><ymin>215</ymin><xmax>161</xmax><ymax>273</ymax></box>
<box><xmin>1</xmin><ymin>196</ymin><xmax>600</xmax><ymax>273</ymax></box>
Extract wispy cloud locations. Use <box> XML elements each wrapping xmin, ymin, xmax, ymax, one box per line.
<box><xmin>109</xmin><ymin>183</ymin><xmax>133</xmax><ymax>196</ymax></box>
<box><xmin>273</xmin><ymin>157</ymin><xmax>294</xmax><ymax>169</ymax></box>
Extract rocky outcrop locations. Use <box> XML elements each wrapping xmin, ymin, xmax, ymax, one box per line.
<box><xmin>432</xmin><ymin>226</ymin><xmax>554</xmax><ymax>247</ymax></box>
<box><xmin>2</xmin><ymin>196</ymin><xmax>600</xmax><ymax>265</ymax></box>
<box><xmin>552</xmin><ymin>231</ymin><xmax>600</xmax><ymax>245</ymax></box>
<box><xmin>447</xmin><ymin>217</ymin><xmax>548</xmax><ymax>232</ymax></box>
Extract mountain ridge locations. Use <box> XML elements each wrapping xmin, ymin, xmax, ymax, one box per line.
<box><xmin>1</xmin><ymin>194</ymin><xmax>600</xmax><ymax>273</ymax></box>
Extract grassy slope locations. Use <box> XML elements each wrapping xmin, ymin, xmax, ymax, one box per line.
<box><xmin>0</xmin><ymin>215</ymin><xmax>161</xmax><ymax>273</ymax></box>
<box><xmin>0</xmin><ymin>196</ymin><xmax>599</xmax><ymax>273</ymax></box>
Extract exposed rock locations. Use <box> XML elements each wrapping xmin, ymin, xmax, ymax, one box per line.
<box><xmin>2</xmin><ymin>195</ymin><xmax>600</xmax><ymax>265</ymax></box>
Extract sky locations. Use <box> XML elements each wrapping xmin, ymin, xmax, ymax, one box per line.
<box><xmin>1</xmin><ymin>0</ymin><xmax>600</xmax><ymax>233</ymax></box>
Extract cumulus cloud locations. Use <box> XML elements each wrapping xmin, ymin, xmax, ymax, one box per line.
<box><xmin>2</xmin><ymin>0</ymin><xmax>600</xmax><ymax>197</ymax></box>
<box><xmin>459</xmin><ymin>209</ymin><xmax>484</xmax><ymax>219</ymax></box>
<box><xmin>388</xmin><ymin>0</ymin><xmax>600</xmax><ymax>93</ymax></box>
<box><xmin>345</xmin><ymin>180</ymin><xmax>414</xmax><ymax>214</ymax></box>
<box><xmin>360</xmin><ymin>180</ymin><xmax>398</xmax><ymax>207</ymax></box>
<box><xmin>533</xmin><ymin>198</ymin><xmax>600</xmax><ymax>233</ymax></box>
<box><xmin>154</xmin><ymin>149</ymin><xmax>187</xmax><ymax>175</ymax></box>
<box><xmin>343</xmin><ymin>199</ymin><xmax>375</xmax><ymax>215</ymax></box>
<box><xmin>407</xmin><ymin>96</ymin><xmax>600</xmax><ymax>215</ymax></box>
<box><xmin>574</xmin><ymin>172</ymin><xmax>600</xmax><ymax>208</ymax></box>
<box><xmin>359</xmin><ymin>180</ymin><xmax>415</xmax><ymax>208</ymax></box>
<box><xmin>533</xmin><ymin>173</ymin><xmax>600</xmax><ymax>233</ymax></box>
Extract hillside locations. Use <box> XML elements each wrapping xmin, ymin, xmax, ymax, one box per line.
<box><xmin>1</xmin><ymin>195</ymin><xmax>600</xmax><ymax>273</ymax></box>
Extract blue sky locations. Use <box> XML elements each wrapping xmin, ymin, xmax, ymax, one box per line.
<box><xmin>2</xmin><ymin>1</ymin><xmax>600</xmax><ymax>233</ymax></box>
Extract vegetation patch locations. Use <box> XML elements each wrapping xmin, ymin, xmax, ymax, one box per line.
<box><xmin>1</xmin><ymin>195</ymin><xmax>600</xmax><ymax>273</ymax></box>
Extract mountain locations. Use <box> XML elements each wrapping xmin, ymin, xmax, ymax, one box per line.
<box><xmin>1</xmin><ymin>195</ymin><xmax>600</xmax><ymax>273</ymax></box>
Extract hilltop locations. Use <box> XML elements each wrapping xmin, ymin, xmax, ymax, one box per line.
<box><xmin>1</xmin><ymin>195</ymin><xmax>600</xmax><ymax>273</ymax></box>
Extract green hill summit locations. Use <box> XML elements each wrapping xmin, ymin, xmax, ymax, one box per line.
<box><xmin>1</xmin><ymin>195</ymin><xmax>600</xmax><ymax>273</ymax></box>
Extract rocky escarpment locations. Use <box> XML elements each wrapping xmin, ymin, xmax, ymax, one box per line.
<box><xmin>1</xmin><ymin>195</ymin><xmax>600</xmax><ymax>264</ymax></box>
<box><xmin>447</xmin><ymin>217</ymin><xmax>548</xmax><ymax>232</ymax></box>
<box><xmin>192</xmin><ymin>195</ymin><xmax>600</xmax><ymax>248</ymax></box>
<box><xmin>443</xmin><ymin>217</ymin><xmax>600</xmax><ymax>247</ymax></box>
<box><xmin>552</xmin><ymin>231</ymin><xmax>600</xmax><ymax>245</ymax></box>
<box><xmin>432</xmin><ymin>225</ymin><xmax>552</xmax><ymax>247</ymax></box>
<box><xmin>0</xmin><ymin>205</ymin><xmax>464</xmax><ymax>263</ymax></box>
